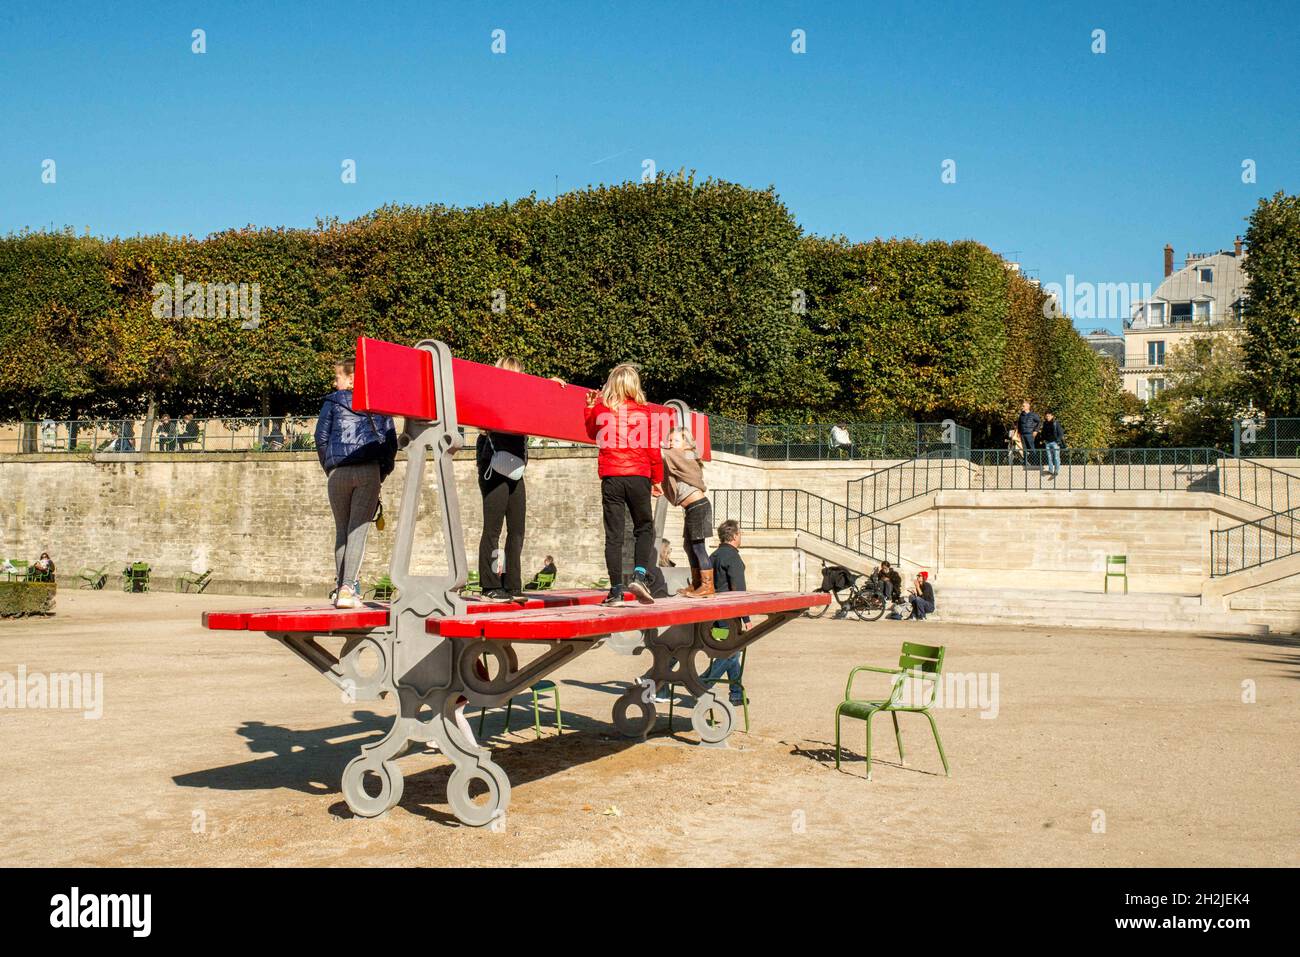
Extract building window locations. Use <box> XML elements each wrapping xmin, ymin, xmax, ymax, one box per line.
<box><xmin>1148</xmin><ymin>378</ymin><xmax>1166</xmax><ymax>399</ymax></box>
<box><xmin>1147</xmin><ymin>301</ymin><xmax>1166</xmax><ymax>325</ymax></box>
<box><xmin>1148</xmin><ymin>340</ymin><xmax>1166</xmax><ymax>366</ymax></box>
<box><xmin>1171</xmin><ymin>302</ymin><xmax>1192</xmax><ymax>324</ymax></box>
<box><xmin>1199</xmin><ymin>267</ymin><xmax>1214</xmax><ymax>283</ymax></box>
<box><xmin>1193</xmin><ymin>300</ymin><xmax>1211</xmax><ymax>322</ymax></box>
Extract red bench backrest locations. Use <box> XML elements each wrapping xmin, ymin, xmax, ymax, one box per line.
<box><xmin>353</xmin><ymin>337</ymin><xmax>711</xmax><ymax>459</ymax></box>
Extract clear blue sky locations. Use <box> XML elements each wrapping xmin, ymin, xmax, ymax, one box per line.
<box><xmin>1</xmin><ymin>0</ymin><xmax>1296</xmax><ymax>333</ymax></box>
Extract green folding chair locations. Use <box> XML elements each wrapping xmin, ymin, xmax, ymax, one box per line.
<box><xmin>462</xmin><ymin>570</ymin><xmax>482</xmax><ymax>595</ymax></box>
<box><xmin>1104</xmin><ymin>554</ymin><xmax>1128</xmax><ymax>593</ymax></box>
<box><xmin>525</xmin><ymin>571</ymin><xmax>556</xmax><ymax>591</ymax></box>
<box><xmin>477</xmin><ymin>680</ymin><xmax>563</xmax><ymax>739</ymax></box>
<box><xmin>365</xmin><ymin>574</ymin><xmax>395</xmax><ymax>600</ymax></box>
<box><xmin>122</xmin><ymin>562</ymin><xmax>151</xmax><ymax>593</ymax></box>
<box><xmin>175</xmin><ymin>569</ymin><xmax>212</xmax><ymax>593</ymax></box>
<box><xmin>78</xmin><ymin>565</ymin><xmax>109</xmax><ymax>590</ymax></box>
<box><xmin>835</xmin><ymin>641</ymin><xmax>950</xmax><ymax>780</ymax></box>
<box><xmin>667</xmin><ymin>627</ymin><xmax>751</xmax><ymax>733</ymax></box>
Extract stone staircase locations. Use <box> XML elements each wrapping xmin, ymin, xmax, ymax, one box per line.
<box><xmin>932</xmin><ymin>587</ymin><xmax>1268</xmax><ymax>636</ymax></box>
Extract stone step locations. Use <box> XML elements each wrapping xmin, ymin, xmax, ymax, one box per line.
<box><xmin>928</xmin><ymin>609</ymin><xmax>1267</xmax><ymax>636</ymax></box>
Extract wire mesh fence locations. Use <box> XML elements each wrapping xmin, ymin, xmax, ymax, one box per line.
<box><xmin>1234</xmin><ymin>417</ymin><xmax>1300</xmax><ymax>458</ymax></box>
<box><xmin>1211</xmin><ymin>506</ymin><xmax>1300</xmax><ymax>576</ymax></box>
<box><xmin>847</xmin><ymin>448</ymin><xmax>1224</xmax><ymax>515</ymax></box>
<box><xmin>707</xmin><ymin>416</ymin><xmax>970</xmax><ymax>461</ymax></box>
<box><xmin>0</xmin><ymin>417</ymin><xmax>320</xmax><ymax>454</ymax></box>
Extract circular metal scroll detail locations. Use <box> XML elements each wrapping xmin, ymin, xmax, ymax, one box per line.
<box><xmin>446</xmin><ymin>761</ymin><xmax>511</xmax><ymax>827</ymax></box>
<box><xmin>341</xmin><ymin>755</ymin><xmax>405</xmax><ymax>818</ymax></box>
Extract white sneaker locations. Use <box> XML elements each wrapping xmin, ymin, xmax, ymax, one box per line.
<box><xmin>335</xmin><ymin>584</ymin><xmax>359</xmax><ymax>609</ymax></box>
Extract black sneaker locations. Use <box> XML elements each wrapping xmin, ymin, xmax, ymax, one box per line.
<box><xmin>627</xmin><ymin>571</ymin><xmax>654</xmax><ymax>604</ymax></box>
<box><xmin>600</xmin><ymin>585</ymin><xmax>624</xmax><ymax>606</ymax></box>
<box><xmin>481</xmin><ymin>589</ymin><xmax>514</xmax><ymax>602</ymax></box>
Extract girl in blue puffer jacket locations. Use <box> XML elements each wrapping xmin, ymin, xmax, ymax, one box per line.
<box><xmin>315</xmin><ymin>360</ymin><xmax>398</xmax><ymax>608</ymax></box>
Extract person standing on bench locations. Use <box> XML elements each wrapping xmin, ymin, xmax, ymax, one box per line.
<box><xmin>702</xmin><ymin>519</ymin><xmax>749</xmax><ymax>706</ymax></box>
<box><xmin>661</xmin><ymin>426</ymin><xmax>716</xmax><ymax>598</ymax></box>
<box><xmin>476</xmin><ymin>357</ymin><xmax>531</xmax><ymax>602</ymax></box>
<box><xmin>316</xmin><ymin>359</ymin><xmax>398</xmax><ymax>610</ymax></box>
<box><xmin>585</xmin><ymin>363</ymin><xmax>662</xmax><ymax>605</ymax></box>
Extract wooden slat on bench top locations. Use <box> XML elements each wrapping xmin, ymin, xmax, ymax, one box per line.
<box><xmin>428</xmin><ymin>591</ymin><xmax>830</xmax><ymax>641</ymax></box>
<box><xmin>202</xmin><ymin>589</ymin><xmax>630</xmax><ymax>633</ymax></box>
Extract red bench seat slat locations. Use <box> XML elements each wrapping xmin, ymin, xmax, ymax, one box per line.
<box><xmin>202</xmin><ymin>589</ymin><xmax>632</xmax><ymax>633</ymax></box>
<box><xmin>428</xmin><ymin>591</ymin><xmax>829</xmax><ymax>641</ymax></box>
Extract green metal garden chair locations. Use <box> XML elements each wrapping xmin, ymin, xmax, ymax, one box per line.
<box><xmin>121</xmin><ymin>561</ymin><xmax>151</xmax><ymax>593</ymax></box>
<box><xmin>476</xmin><ymin>680</ymin><xmax>563</xmax><ymax>739</ymax></box>
<box><xmin>462</xmin><ymin>570</ymin><xmax>482</xmax><ymax>595</ymax></box>
<box><xmin>1104</xmin><ymin>554</ymin><xmax>1128</xmax><ymax>593</ymax></box>
<box><xmin>175</xmin><ymin>569</ymin><xmax>212</xmax><ymax>593</ymax></box>
<box><xmin>366</xmin><ymin>574</ymin><xmax>395</xmax><ymax>601</ymax></box>
<box><xmin>834</xmin><ymin>641</ymin><xmax>950</xmax><ymax>780</ymax></box>
<box><xmin>525</xmin><ymin>571</ymin><xmax>556</xmax><ymax>591</ymax></box>
<box><xmin>78</xmin><ymin>564</ymin><xmax>109</xmax><ymax>590</ymax></box>
<box><xmin>667</xmin><ymin>627</ymin><xmax>751</xmax><ymax>733</ymax></box>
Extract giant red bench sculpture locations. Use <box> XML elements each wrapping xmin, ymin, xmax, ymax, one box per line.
<box><xmin>203</xmin><ymin>337</ymin><xmax>828</xmax><ymax>825</ymax></box>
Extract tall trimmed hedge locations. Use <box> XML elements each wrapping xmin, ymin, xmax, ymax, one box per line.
<box><xmin>0</xmin><ymin>177</ymin><xmax>1115</xmax><ymax>444</ymax></box>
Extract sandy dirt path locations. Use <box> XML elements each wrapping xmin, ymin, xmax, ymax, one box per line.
<box><xmin>1</xmin><ymin>591</ymin><xmax>1296</xmax><ymax>866</ymax></box>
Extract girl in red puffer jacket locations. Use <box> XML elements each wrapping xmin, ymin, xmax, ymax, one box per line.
<box><xmin>584</xmin><ymin>363</ymin><xmax>665</xmax><ymax>605</ymax></box>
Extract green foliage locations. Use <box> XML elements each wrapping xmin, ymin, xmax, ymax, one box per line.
<box><xmin>1148</xmin><ymin>334</ymin><xmax>1249</xmax><ymax>449</ymax></box>
<box><xmin>1243</xmin><ymin>191</ymin><xmax>1300</xmax><ymax>415</ymax></box>
<box><xmin>0</xmin><ymin>581</ymin><xmax>56</xmax><ymax>617</ymax></box>
<box><xmin>0</xmin><ymin>177</ymin><xmax>1116</xmax><ymax>442</ymax></box>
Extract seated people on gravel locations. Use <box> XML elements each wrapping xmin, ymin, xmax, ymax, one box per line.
<box><xmin>30</xmin><ymin>552</ymin><xmax>55</xmax><ymax>582</ymax></box>
<box><xmin>908</xmin><ymin>570</ymin><xmax>937</xmax><ymax>621</ymax></box>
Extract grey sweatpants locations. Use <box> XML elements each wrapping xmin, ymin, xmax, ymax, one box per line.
<box><xmin>328</xmin><ymin>462</ymin><xmax>381</xmax><ymax>591</ymax></box>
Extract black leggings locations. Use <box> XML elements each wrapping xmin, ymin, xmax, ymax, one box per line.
<box><xmin>600</xmin><ymin>475</ymin><xmax>655</xmax><ymax>584</ymax></box>
<box><xmin>479</xmin><ymin>475</ymin><xmax>526</xmax><ymax>593</ymax></box>
<box><xmin>685</xmin><ymin>540</ymin><xmax>712</xmax><ymax>573</ymax></box>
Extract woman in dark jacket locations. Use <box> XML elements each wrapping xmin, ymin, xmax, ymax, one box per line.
<box><xmin>315</xmin><ymin>359</ymin><xmax>398</xmax><ymax>609</ymax></box>
<box><xmin>475</xmin><ymin>357</ymin><xmax>531</xmax><ymax>601</ymax></box>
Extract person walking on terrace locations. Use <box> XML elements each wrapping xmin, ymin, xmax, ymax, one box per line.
<box><xmin>316</xmin><ymin>359</ymin><xmax>398</xmax><ymax>610</ymax></box>
<box><xmin>1039</xmin><ymin>411</ymin><xmax>1064</xmax><ymax>479</ymax></box>
<box><xmin>1016</xmin><ymin>401</ymin><xmax>1041</xmax><ymax>471</ymax></box>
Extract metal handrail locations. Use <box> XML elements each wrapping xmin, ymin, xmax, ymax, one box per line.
<box><xmin>711</xmin><ymin>488</ymin><xmax>900</xmax><ymax>565</ymax></box>
<box><xmin>1211</xmin><ymin>504</ymin><xmax>1300</xmax><ymax>576</ymax></box>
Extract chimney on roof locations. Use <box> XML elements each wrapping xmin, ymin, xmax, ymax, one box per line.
<box><xmin>1164</xmin><ymin>244</ymin><xmax>1174</xmax><ymax>278</ymax></box>
<box><xmin>1234</xmin><ymin>235</ymin><xmax>1243</xmax><ymax>257</ymax></box>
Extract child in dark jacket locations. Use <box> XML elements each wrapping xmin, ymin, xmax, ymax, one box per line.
<box><xmin>584</xmin><ymin>363</ymin><xmax>664</xmax><ymax>605</ymax></box>
<box><xmin>315</xmin><ymin>360</ymin><xmax>398</xmax><ymax>609</ymax></box>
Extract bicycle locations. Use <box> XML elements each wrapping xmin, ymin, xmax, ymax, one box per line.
<box><xmin>806</xmin><ymin>562</ymin><xmax>889</xmax><ymax>622</ymax></box>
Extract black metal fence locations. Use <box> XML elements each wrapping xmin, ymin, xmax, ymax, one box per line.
<box><xmin>708</xmin><ymin>416</ymin><xmax>971</xmax><ymax>461</ymax></box>
<box><xmin>711</xmin><ymin>488</ymin><xmax>899</xmax><ymax>565</ymax></box>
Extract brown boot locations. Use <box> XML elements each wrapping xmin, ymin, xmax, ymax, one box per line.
<box><xmin>683</xmin><ymin>568</ymin><xmax>715</xmax><ymax>599</ymax></box>
<box><xmin>676</xmin><ymin>568</ymin><xmax>702</xmax><ymax>597</ymax></box>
